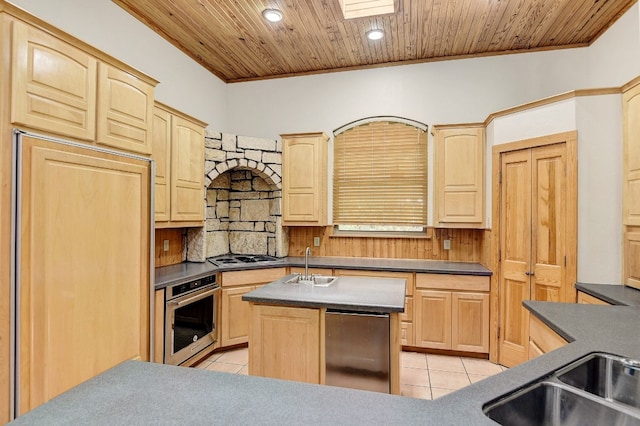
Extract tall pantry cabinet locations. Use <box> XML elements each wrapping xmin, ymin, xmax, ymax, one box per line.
<box><xmin>623</xmin><ymin>80</ymin><xmax>640</xmax><ymax>290</ymax></box>
<box><xmin>0</xmin><ymin>2</ymin><xmax>156</xmax><ymax>421</ymax></box>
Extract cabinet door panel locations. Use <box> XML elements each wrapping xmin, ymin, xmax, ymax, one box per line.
<box><xmin>11</xmin><ymin>21</ymin><xmax>97</xmax><ymax>140</ymax></box>
<box><xmin>249</xmin><ymin>305</ymin><xmax>320</xmax><ymax>383</ymax></box>
<box><xmin>170</xmin><ymin>116</ymin><xmax>204</xmax><ymax>221</ymax></box>
<box><xmin>451</xmin><ymin>292</ymin><xmax>489</xmax><ymax>353</ymax></box>
<box><xmin>434</xmin><ymin>127</ymin><xmax>484</xmax><ymax>226</ymax></box>
<box><xmin>221</xmin><ymin>286</ymin><xmax>254</xmax><ymax>346</ymax></box>
<box><xmin>18</xmin><ymin>135</ymin><xmax>150</xmax><ymax>414</ymax></box>
<box><xmin>152</xmin><ymin>106</ymin><xmax>171</xmax><ymax>221</ymax></box>
<box><xmin>624</xmin><ymin>231</ymin><xmax>640</xmax><ymax>290</ymax></box>
<box><xmin>281</xmin><ymin>133</ymin><xmax>328</xmax><ymax>225</ymax></box>
<box><xmin>415</xmin><ymin>290</ymin><xmax>451</xmax><ymax>349</ymax></box>
<box><xmin>623</xmin><ymin>85</ymin><xmax>640</xmax><ymax>226</ymax></box>
<box><xmin>97</xmin><ymin>63</ymin><xmax>153</xmax><ymax>154</ymax></box>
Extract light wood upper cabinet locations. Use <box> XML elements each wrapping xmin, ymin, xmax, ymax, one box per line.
<box><xmin>97</xmin><ymin>63</ymin><xmax>154</xmax><ymax>155</ymax></box>
<box><xmin>433</xmin><ymin>125</ymin><xmax>485</xmax><ymax>228</ymax></box>
<box><xmin>153</xmin><ymin>102</ymin><xmax>206</xmax><ymax>226</ymax></box>
<box><xmin>10</xmin><ymin>18</ymin><xmax>157</xmax><ymax>155</ymax></box>
<box><xmin>281</xmin><ymin>132</ymin><xmax>329</xmax><ymax>226</ymax></box>
<box><xmin>152</xmin><ymin>106</ymin><xmax>171</xmax><ymax>222</ymax></box>
<box><xmin>11</xmin><ymin>20</ymin><xmax>97</xmax><ymax>141</ymax></box>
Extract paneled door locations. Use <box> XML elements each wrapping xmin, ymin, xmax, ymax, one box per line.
<box><xmin>16</xmin><ymin>134</ymin><xmax>151</xmax><ymax>415</ymax></box>
<box><xmin>498</xmin><ymin>141</ymin><xmax>574</xmax><ymax>367</ymax></box>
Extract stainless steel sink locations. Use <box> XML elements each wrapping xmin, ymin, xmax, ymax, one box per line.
<box><xmin>285</xmin><ymin>274</ymin><xmax>338</xmax><ymax>287</ymax></box>
<box><xmin>557</xmin><ymin>353</ymin><xmax>640</xmax><ymax>410</ymax></box>
<box><xmin>484</xmin><ymin>381</ymin><xmax>640</xmax><ymax>426</ymax></box>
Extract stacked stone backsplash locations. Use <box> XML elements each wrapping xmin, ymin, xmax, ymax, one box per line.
<box><xmin>187</xmin><ymin>132</ymin><xmax>288</xmax><ymax>261</ymax></box>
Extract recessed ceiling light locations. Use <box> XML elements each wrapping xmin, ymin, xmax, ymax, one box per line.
<box><xmin>366</xmin><ymin>29</ymin><xmax>385</xmax><ymax>40</ymax></box>
<box><xmin>262</xmin><ymin>8</ymin><xmax>283</xmax><ymax>23</ymax></box>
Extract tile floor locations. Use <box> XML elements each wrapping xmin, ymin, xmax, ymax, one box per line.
<box><xmin>195</xmin><ymin>347</ymin><xmax>507</xmax><ymax>400</ymax></box>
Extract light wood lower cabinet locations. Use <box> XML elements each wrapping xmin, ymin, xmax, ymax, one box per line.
<box><xmin>219</xmin><ymin>268</ymin><xmax>287</xmax><ymax>348</ymax></box>
<box><xmin>577</xmin><ymin>291</ymin><xmax>610</xmax><ymax>305</ymax></box>
<box><xmin>528</xmin><ymin>315</ymin><xmax>568</xmax><ymax>360</ymax></box>
<box><xmin>415</xmin><ymin>274</ymin><xmax>490</xmax><ymax>353</ymax></box>
<box><xmin>249</xmin><ymin>304</ymin><xmax>322</xmax><ymax>384</ymax></box>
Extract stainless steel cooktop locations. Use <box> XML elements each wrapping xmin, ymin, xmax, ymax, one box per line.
<box><xmin>208</xmin><ymin>254</ymin><xmax>284</xmax><ymax>267</ymax></box>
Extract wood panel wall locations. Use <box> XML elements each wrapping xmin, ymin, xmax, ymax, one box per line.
<box><xmin>288</xmin><ymin>227</ymin><xmax>490</xmax><ymax>266</ymax></box>
<box><xmin>154</xmin><ymin>228</ymin><xmax>185</xmax><ymax>267</ymax></box>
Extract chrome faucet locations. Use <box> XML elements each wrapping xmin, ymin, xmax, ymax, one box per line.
<box><xmin>304</xmin><ymin>247</ymin><xmax>311</xmax><ymax>280</ymax></box>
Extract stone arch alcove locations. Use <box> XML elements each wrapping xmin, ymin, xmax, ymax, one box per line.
<box><xmin>187</xmin><ymin>132</ymin><xmax>288</xmax><ymax>261</ymax></box>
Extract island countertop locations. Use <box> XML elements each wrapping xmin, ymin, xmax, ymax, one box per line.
<box><xmin>242</xmin><ymin>274</ymin><xmax>406</xmax><ymax>313</ymax></box>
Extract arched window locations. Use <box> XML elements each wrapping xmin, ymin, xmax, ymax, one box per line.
<box><xmin>333</xmin><ymin>117</ymin><xmax>428</xmax><ymax>233</ymax></box>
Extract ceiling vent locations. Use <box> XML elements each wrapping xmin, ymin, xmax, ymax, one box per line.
<box><xmin>339</xmin><ymin>0</ymin><xmax>395</xmax><ymax>19</ymax></box>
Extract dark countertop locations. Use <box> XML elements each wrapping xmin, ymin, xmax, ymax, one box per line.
<box><xmin>155</xmin><ymin>257</ymin><xmax>491</xmax><ymax>290</ymax></box>
<box><xmin>575</xmin><ymin>282</ymin><xmax>640</xmax><ymax>307</ymax></box>
<box><xmin>10</xmin><ymin>301</ymin><xmax>640</xmax><ymax>424</ymax></box>
<box><xmin>242</xmin><ymin>274</ymin><xmax>406</xmax><ymax>313</ymax></box>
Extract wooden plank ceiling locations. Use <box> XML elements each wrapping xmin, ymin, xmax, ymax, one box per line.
<box><xmin>113</xmin><ymin>0</ymin><xmax>636</xmax><ymax>83</ymax></box>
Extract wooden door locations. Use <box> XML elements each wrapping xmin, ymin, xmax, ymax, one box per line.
<box><xmin>17</xmin><ymin>135</ymin><xmax>150</xmax><ymax>414</ymax></box>
<box><xmin>498</xmin><ymin>142</ymin><xmax>570</xmax><ymax>367</ymax></box>
<box><xmin>170</xmin><ymin>115</ymin><xmax>204</xmax><ymax>222</ymax></box>
<box><xmin>414</xmin><ymin>290</ymin><xmax>451</xmax><ymax>350</ymax></box>
<box><xmin>498</xmin><ymin>149</ymin><xmax>532</xmax><ymax>367</ymax></box>
<box><xmin>531</xmin><ymin>145</ymin><xmax>567</xmax><ymax>302</ymax></box>
<box><xmin>11</xmin><ymin>20</ymin><xmax>97</xmax><ymax>141</ymax></box>
<box><xmin>623</xmin><ymin>84</ymin><xmax>640</xmax><ymax>226</ymax></box>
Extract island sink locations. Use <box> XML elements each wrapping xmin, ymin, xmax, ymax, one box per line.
<box><xmin>285</xmin><ymin>274</ymin><xmax>338</xmax><ymax>287</ymax></box>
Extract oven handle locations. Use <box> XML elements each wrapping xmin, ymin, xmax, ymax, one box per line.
<box><xmin>170</xmin><ymin>286</ymin><xmax>219</xmax><ymax>307</ymax></box>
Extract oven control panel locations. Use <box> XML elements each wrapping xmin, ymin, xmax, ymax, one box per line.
<box><xmin>170</xmin><ymin>274</ymin><xmax>217</xmax><ymax>299</ymax></box>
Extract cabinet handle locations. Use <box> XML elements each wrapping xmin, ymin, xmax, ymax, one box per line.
<box><xmin>525</xmin><ymin>271</ymin><xmax>535</xmax><ymax>276</ymax></box>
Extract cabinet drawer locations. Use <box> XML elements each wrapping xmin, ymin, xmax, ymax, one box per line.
<box><xmin>577</xmin><ymin>291</ymin><xmax>610</xmax><ymax>305</ymax></box>
<box><xmin>529</xmin><ymin>315</ymin><xmax>568</xmax><ymax>354</ymax></box>
<box><xmin>221</xmin><ymin>267</ymin><xmax>287</xmax><ymax>287</ymax></box>
<box><xmin>416</xmin><ymin>273</ymin><xmax>489</xmax><ymax>292</ymax></box>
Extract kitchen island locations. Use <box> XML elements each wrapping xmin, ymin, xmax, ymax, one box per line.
<box><xmin>242</xmin><ymin>274</ymin><xmax>406</xmax><ymax>394</ymax></box>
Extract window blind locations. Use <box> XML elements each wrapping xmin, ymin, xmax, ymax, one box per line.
<box><xmin>333</xmin><ymin>120</ymin><xmax>427</xmax><ymax>226</ymax></box>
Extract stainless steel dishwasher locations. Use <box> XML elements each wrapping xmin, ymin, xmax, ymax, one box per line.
<box><xmin>325</xmin><ymin>309</ymin><xmax>390</xmax><ymax>393</ymax></box>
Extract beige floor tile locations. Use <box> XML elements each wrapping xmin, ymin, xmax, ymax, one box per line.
<box><xmin>195</xmin><ymin>359</ymin><xmax>213</xmax><ymax>369</ymax></box>
<box><xmin>401</xmin><ymin>351</ymin><xmax>427</xmax><ymax>369</ymax></box>
<box><xmin>431</xmin><ymin>388</ymin><xmax>455</xmax><ymax>399</ymax></box>
<box><xmin>461</xmin><ymin>358</ymin><xmax>503</xmax><ymax>376</ymax></box>
<box><xmin>401</xmin><ymin>384</ymin><xmax>432</xmax><ymax>400</ymax></box>
<box><xmin>238</xmin><ymin>365</ymin><xmax>249</xmax><ymax>375</ymax></box>
<box><xmin>400</xmin><ymin>367</ymin><xmax>430</xmax><ymax>387</ymax></box>
<box><xmin>426</xmin><ymin>354</ymin><xmax>465</xmax><ymax>373</ymax></box>
<box><xmin>468</xmin><ymin>374</ymin><xmax>490</xmax><ymax>384</ymax></box>
<box><xmin>216</xmin><ymin>348</ymin><xmax>249</xmax><ymax>365</ymax></box>
<box><xmin>428</xmin><ymin>370</ymin><xmax>470</xmax><ymax>390</ymax></box>
<box><xmin>205</xmin><ymin>361</ymin><xmax>243</xmax><ymax>374</ymax></box>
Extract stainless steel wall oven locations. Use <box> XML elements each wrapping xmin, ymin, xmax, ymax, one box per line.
<box><xmin>165</xmin><ymin>274</ymin><xmax>219</xmax><ymax>365</ymax></box>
